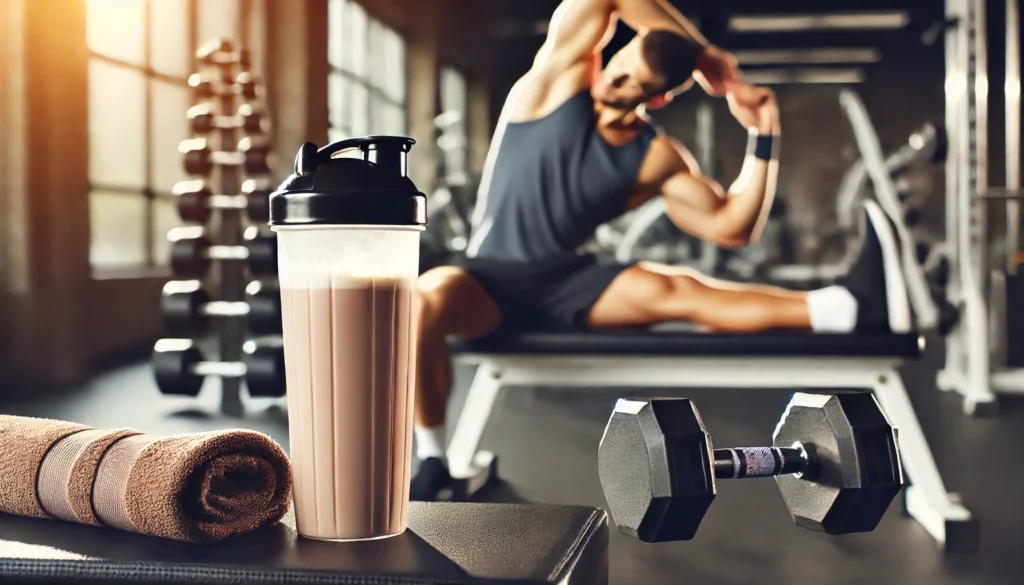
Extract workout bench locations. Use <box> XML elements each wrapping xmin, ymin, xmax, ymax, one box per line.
<box><xmin>447</xmin><ymin>327</ymin><xmax>977</xmax><ymax>552</ymax></box>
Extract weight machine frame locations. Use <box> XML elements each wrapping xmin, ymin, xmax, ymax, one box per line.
<box><xmin>937</xmin><ymin>0</ymin><xmax>1022</xmax><ymax>415</ymax></box>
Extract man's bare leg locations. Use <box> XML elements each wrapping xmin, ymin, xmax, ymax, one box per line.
<box><xmin>411</xmin><ymin>266</ymin><xmax>501</xmax><ymax>500</ymax></box>
<box><xmin>586</xmin><ymin>262</ymin><xmax>814</xmax><ymax>331</ymax></box>
<box><xmin>587</xmin><ymin>202</ymin><xmax>905</xmax><ymax>333</ymax></box>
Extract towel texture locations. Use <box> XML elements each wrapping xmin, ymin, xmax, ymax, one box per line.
<box><xmin>0</xmin><ymin>415</ymin><xmax>292</xmax><ymax>543</ymax></box>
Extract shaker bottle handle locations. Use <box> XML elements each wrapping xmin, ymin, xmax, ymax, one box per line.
<box><xmin>294</xmin><ymin>137</ymin><xmax>417</xmax><ymax>176</ymax></box>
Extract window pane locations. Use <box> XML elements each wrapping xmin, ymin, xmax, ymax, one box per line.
<box><xmin>328</xmin><ymin>127</ymin><xmax>347</xmax><ymax>144</ymax></box>
<box><xmin>247</xmin><ymin>0</ymin><xmax>268</xmax><ymax>76</ymax></box>
<box><xmin>440</xmin><ymin>66</ymin><xmax>467</xmax><ymax>118</ymax></box>
<box><xmin>90</xmin><ymin>191</ymin><xmax>148</xmax><ymax>268</ymax></box>
<box><xmin>152</xmin><ymin>196</ymin><xmax>184</xmax><ymax>267</ymax></box>
<box><xmin>150</xmin><ymin>79</ymin><xmax>192</xmax><ymax>192</ymax></box>
<box><xmin>89</xmin><ymin>60</ymin><xmax>147</xmax><ymax>188</ymax></box>
<box><xmin>349</xmin><ymin>82</ymin><xmax>369</xmax><ymax>136</ymax></box>
<box><xmin>328</xmin><ymin>0</ymin><xmax>345</xmax><ymax>69</ymax></box>
<box><xmin>371</xmin><ymin>99</ymin><xmax>405</xmax><ymax>136</ymax></box>
<box><xmin>150</xmin><ymin>0</ymin><xmax>190</xmax><ymax>77</ymax></box>
<box><xmin>341</xmin><ymin>0</ymin><xmax>367</xmax><ymax>77</ymax></box>
<box><xmin>384</xmin><ymin>29</ymin><xmax>406</xmax><ymax>103</ymax></box>
<box><xmin>198</xmin><ymin>0</ymin><xmax>240</xmax><ymax>45</ymax></box>
<box><xmin>368</xmin><ymin>19</ymin><xmax>387</xmax><ymax>90</ymax></box>
<box><xmin>328</xmin><ymin>73</ymin><xmax>347</xmax><ymax>132</ymax></box>
<box><xmin>86</xmin><ymin>0</ymin><xmax>145</xmax><ymax>66</ymax></box>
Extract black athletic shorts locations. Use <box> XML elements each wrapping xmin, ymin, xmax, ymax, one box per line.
<box><xmin>457</xmin><ymin>253</ymin><xmax>635</xmax><ymax>335</ymax></box>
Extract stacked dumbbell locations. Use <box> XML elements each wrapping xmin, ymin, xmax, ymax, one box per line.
<box><xmin>153</xmin><ymin>39</ymin><xmax>283</xmax><ymax>406</ymax></box>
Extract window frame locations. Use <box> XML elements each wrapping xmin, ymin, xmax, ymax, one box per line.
<box><xmin>326</xmin><ymin>0</ymin><xmax>408</xmax><ymax>143</ymax></box>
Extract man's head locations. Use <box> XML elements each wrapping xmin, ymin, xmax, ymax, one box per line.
<box><xmin>591</xmin><ymin>29</ymin><xmax>703</xmax><ymax>111</ymax></box>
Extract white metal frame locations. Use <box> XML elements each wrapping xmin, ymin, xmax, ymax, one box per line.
<box><xmin>939</xmin><ymin>0</ymin><xmax>1024</xmax><ymax>413</ymax></box>
<box><xmin>448</xmin><ymin>352</ymin><xmax>972</xmax><ymax>550</ymax></box>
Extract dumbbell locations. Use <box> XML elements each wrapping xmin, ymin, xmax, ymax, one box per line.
<box><xmin>904</xmin><ymin>208</ymin><xmax>922</xmax><ymax>228</ymax></box>
<box><xmin>168</xmin><ymin>226</ymin><xmax>277</xmax><ymax>277</ymax></box>
<box><xmin>188</xmin><ymin>103</ymin><xmax>267</xmax><ymax>135</ymax></box>
<box><xmin>179</xmin><ymin>137</ymin><xmax>272</xmax><ymax>176</ymax></box>
<box><xmin>189</xmin><ymin>72</ymin><xmax>264</xmax><ymax>101</ymax></box>
<box><xmin>161</xmin><ymin>280</ymin><xmax>282</xmax><ymax>337</ymax></box>
<box><xmin>196</xmin><ymin>39</ymin><xmax>251</xmax><ymax>68</ymax></box>
<box><xmin>173</xmin><ymin>180</ymin><xmax>272</xmax><ymax>224</ymax></box>
<box><xmin>152</xmin><ymin>338</ymin><xmax>284</xmax><ymax>398</ymax></box>
<box><xmin>598</xmin><ymin>392</ymin><xmax>903</xmax><ymax>543</ymax></box>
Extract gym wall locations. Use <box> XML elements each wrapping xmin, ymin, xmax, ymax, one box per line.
<box><xmin>0</xmin><ymin>0</ymin><xmax>492</xmax><ymax>394</ymax></box>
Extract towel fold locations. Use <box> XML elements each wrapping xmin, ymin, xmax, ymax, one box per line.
<box><xmin>0</xmin><ymin>415</ymin><xmax>292</xmax><ymax>543</ymax></box>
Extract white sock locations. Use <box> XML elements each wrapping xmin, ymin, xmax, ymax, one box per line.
<box><xmin>414</xmin><ymin>425</ymin><xmax>447</xmax><ymax>462</ymax></box>
<box><xmin>806</xmin><ymin>285</ymin><xmax>858</xmax><ymax>333</ymax></box>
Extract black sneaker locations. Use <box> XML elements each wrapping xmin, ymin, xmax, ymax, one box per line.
<box><xmin>410</xmin><ymin>457</ymin><xmax>453</xmax><ymax>502</ymax></box>
<box><xmin>836</xmin><ymin>200</ymin><xmax>911</xmax><ymax>333</ymax></box>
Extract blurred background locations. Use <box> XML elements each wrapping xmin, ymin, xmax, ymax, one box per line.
<box><xmin>0</xmin><ymin>0</ymin><xmax>981</xmax><ymax>391</ymax></box>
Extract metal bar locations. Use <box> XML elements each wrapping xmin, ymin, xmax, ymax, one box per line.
<box><xmin>728</xmin><ymin>11</ymin><xmax>910</xmax><ymax>33</ymax></box>
<box><xmin>976</xmin><ymin>188</ymin><xmax>1024</xmax><ymax>199</ymax></box>
<box><xmin>733</xmin><ymin>48</ymin><xmax>882</xmax><ymax>66</ymax></box>
<box><xmin>1007</xmin><ymin>0</ymin><xmax>1021</xmax><ymax>273</ymax></box>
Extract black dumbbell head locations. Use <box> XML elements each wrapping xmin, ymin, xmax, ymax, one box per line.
<box><xmin>246</xmin><ymin>280</ymin><xmax>282</xmax><ymax>335</ymax></box>
<box><xmin>170</xmin><ymin>233</ymin><xmax>212</xmax><ymax>277</ymax></box>
<box><xmin>244</xmin><ymin>226</ymin><xmax>278</xmax><ymax>276</ymax></box>
<box><xmin>598</xmin><ymin>397</ymin><xmax>716</xmax><ymax>543</ymax></box>
<box><xmin>239</xmin><ymin>137</ymin><xmax>273</xmax><ymax>175</ymax></box>
<box><xmin>772</xmin><ymin>392</ymin><xmax>903</xmax><ymax>535</ymax></box>
<box><xmin>243</xmin><ymin>180</ymin><xmax>271</xmax><ymax>223</ymax></box>
<box><xmin>244</xmin><ymin>340</ymin><xmax>286</xmax><ymax>398</ymax></box>
<box><xmin>152</xmin><ymin>339</ymin><xmax>205</xmax><ymax>396</ymax></box>
<box><xmin>161</xmin><ymin>280</ymin><xmax>211</xmax><ymax>338</ymax></box>
<box><xmin>174</xmin><ymin>181</ymin><xmax>213</xmax><ymax>224</ymax></box>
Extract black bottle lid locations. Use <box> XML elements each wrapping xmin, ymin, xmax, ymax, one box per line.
<box><xmin>268</xmin><ymin>136</ymin><xmax>427</xmax><ymax>228</ymax></box>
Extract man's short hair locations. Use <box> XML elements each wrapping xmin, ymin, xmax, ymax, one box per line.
<box><xmin>641</xmin><ymin>29</ymin><xmax>704</xmax><ymax>94</ymax></box>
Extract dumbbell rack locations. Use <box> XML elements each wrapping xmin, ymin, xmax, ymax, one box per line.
<box><xmin>158</xmin><ymin>39</ymin><xmax>275</xmax><ymax>416</ymax></box>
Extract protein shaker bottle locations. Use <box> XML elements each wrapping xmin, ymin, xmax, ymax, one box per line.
<box><xmin>269</xmin><ymin>137</ymin><xmax>426</xmax><ymax>541</ymax></box>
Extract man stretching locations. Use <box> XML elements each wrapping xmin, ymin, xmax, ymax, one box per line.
<box><xmin>411</xmin><ymin>0</ymin><xmax>910</xmax><ymax>500</ymax></box>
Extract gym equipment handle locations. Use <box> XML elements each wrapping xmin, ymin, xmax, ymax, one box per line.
<box><xmin>712</xmin><ymin>443</ymin><xmax>817</xmax><ymax>479</ymax></box>
<box><xmin>192</xmin><ymin>361</ymin><xmax>247</xmax><ymax>378</ymax></box>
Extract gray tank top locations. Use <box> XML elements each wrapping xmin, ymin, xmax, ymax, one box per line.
<box><xmin>467</xmin><ymin>90</ymin><xmax>658</xmax><ymax>261</ymax></box>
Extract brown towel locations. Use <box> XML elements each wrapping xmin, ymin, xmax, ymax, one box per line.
<box><xmin>0</xmin><ymin>415</ymin><xmax>292</xmax><ymax>543</ymax></box>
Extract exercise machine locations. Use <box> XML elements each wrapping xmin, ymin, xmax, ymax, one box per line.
<box><xmin>936</xmin><ymin>0</ymin><xmax>1022</xmax><ymax>415</ymax></box>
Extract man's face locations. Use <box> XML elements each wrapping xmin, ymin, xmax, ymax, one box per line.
<box><xmin>591</xmin><ymin>37</ymin><xmax>664</xmax><ymax>110</ymax></box>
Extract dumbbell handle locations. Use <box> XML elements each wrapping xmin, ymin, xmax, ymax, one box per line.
<box><xmin>204</xmin><ymin>194</ymin><xmax>248</xmax><ymax>209</ymax></box>
<box><xmin>712</xmin><ymin>443</ymin><xmax>817</xmax><ymax>479</ymax></box>
<box><xmin>209</xmin><ymin>151</ymin><xmax>247</xmax><ymax>166</ymax></box>
<box><xmin>199</xmin><ymin>301</ymin><xmax>251</xmax><ymax>317</ymax></box>
<box><xmin>204</xmin><ymin>245</ymin><xmax>249</xmax><ymax>260</ymax></box>
<box><xmin>192</xmin><ymin>361</ymin><xmax>247</xmax><ymax>378</ymax></box>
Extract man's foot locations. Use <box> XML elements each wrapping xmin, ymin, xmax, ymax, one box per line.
<box><xmin>837</xmin><ymin>200</ymin><xmax>911</xmax><ymax>333</ymax></box>
<box><xmin>410</xmin><ymin>457</ymin><xmax>453</xmax><ymax>502</ymax></box>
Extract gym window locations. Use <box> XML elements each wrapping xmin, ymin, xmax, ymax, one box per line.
<box><xmin>86</xmin><ymin>0</ymin><xmax>266</xmax><ymax>274</ymax></box>
<box><xmin>438</xmin><ymin>65</ymin><xmax>470</xmax><ymax>185</ymax></box>
<box><xmin>327</xmin><ymin>0</ymin><xmax>408</xmax><ymax>145</ymax></box>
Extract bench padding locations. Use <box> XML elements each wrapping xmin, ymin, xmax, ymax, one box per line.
<box><xmin>449</xmin><ymin>330</ymin><xmax>923</xmax><ymax>358</ymax></box>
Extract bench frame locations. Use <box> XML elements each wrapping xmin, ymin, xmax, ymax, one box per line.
<box><xmin>448</xmin><ymin>352</ymin><xmax>976</xmax><ymax>552</ymax></box>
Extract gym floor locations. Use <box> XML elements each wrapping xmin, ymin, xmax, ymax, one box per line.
<box><xmin>4</xmin><ymin>339</ymin><xmax>1021</xmax><ymax>584</ymax></box>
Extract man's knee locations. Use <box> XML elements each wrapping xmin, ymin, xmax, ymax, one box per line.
<box><xmin>644</xmin><ymin>272</ymin><xmax>706</xmax><ymax>319</ymax></box>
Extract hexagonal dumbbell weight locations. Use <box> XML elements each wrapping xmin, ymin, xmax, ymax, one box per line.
<box><xmin>168</xmin><ymin>226</ymin><xmax>277</xmax><ymax>278</ymax></box>
<box><xmin>597</xmin><ymin>392</ymin><xmax>904</xmax><ymax>543</ymax></box>
<box><xmin>180</xmin><ymin>137</ymin><xmax>272</xmax><ymax>176</ymax></box>
<box><xmin>173</xmin><ymin>180</ymin><xmax>272</xmax><ymax>225</ymax></box>
<box><xmin>189</xmin><ymin>72</ymin><xmax>265</xmax><ymax>101</ymax></box>
<box><xmin>152</xmin><ymin>338</ymin><xmax>285</xmax><ymax>398</ymax></box>
<box><xmin>161</xmin><ymin>279</ymin><xmax>282</xmax><ymax>337</ymax></box>
<box><xmin>188</xmin><ymin>103</ymin><xmax>267</xmax><ymax>135</ymax></box>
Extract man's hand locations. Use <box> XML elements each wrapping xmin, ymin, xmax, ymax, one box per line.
<box><xmin>726</xmin><ymin>84</ymin><xmax>778</xmax><ymax>135</ymax></box>
<box><xmin>693</xmin><ymin>45</ymin><xmax>743</xmax><ymax>96</ymax></box>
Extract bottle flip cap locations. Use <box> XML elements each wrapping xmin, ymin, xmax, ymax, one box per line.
<box><xmin>268</xmin><ymin>136</ymin><xmax>427</xmax><ymax>228</ymax></box>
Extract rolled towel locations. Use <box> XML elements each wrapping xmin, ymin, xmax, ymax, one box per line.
<box><xmin>0</xmin><ymin>415</ymin><xmax>292</xmax><ymax>543</ymax></box>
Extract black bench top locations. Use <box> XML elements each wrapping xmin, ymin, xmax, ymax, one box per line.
<box><xmin>0</xmin><ymin>502</ymin><xmax>608</xmax><ymax>585</ymax></box>
<box><xmin>449</xmin><ymin>329</ymin><xmax>923</xmax><ymax>358</ymax></box>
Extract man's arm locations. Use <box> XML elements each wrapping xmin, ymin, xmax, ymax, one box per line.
<box><xmin>642</xmin><ymin>87</ymin><xmax>780</xmax><ymax>247</ymax></box>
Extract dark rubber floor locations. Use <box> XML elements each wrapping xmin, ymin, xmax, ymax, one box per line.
<box><xmin>3</xmin><ymin>340</ymin><xmax>1021</xmax><ymax>584</ymax></box>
